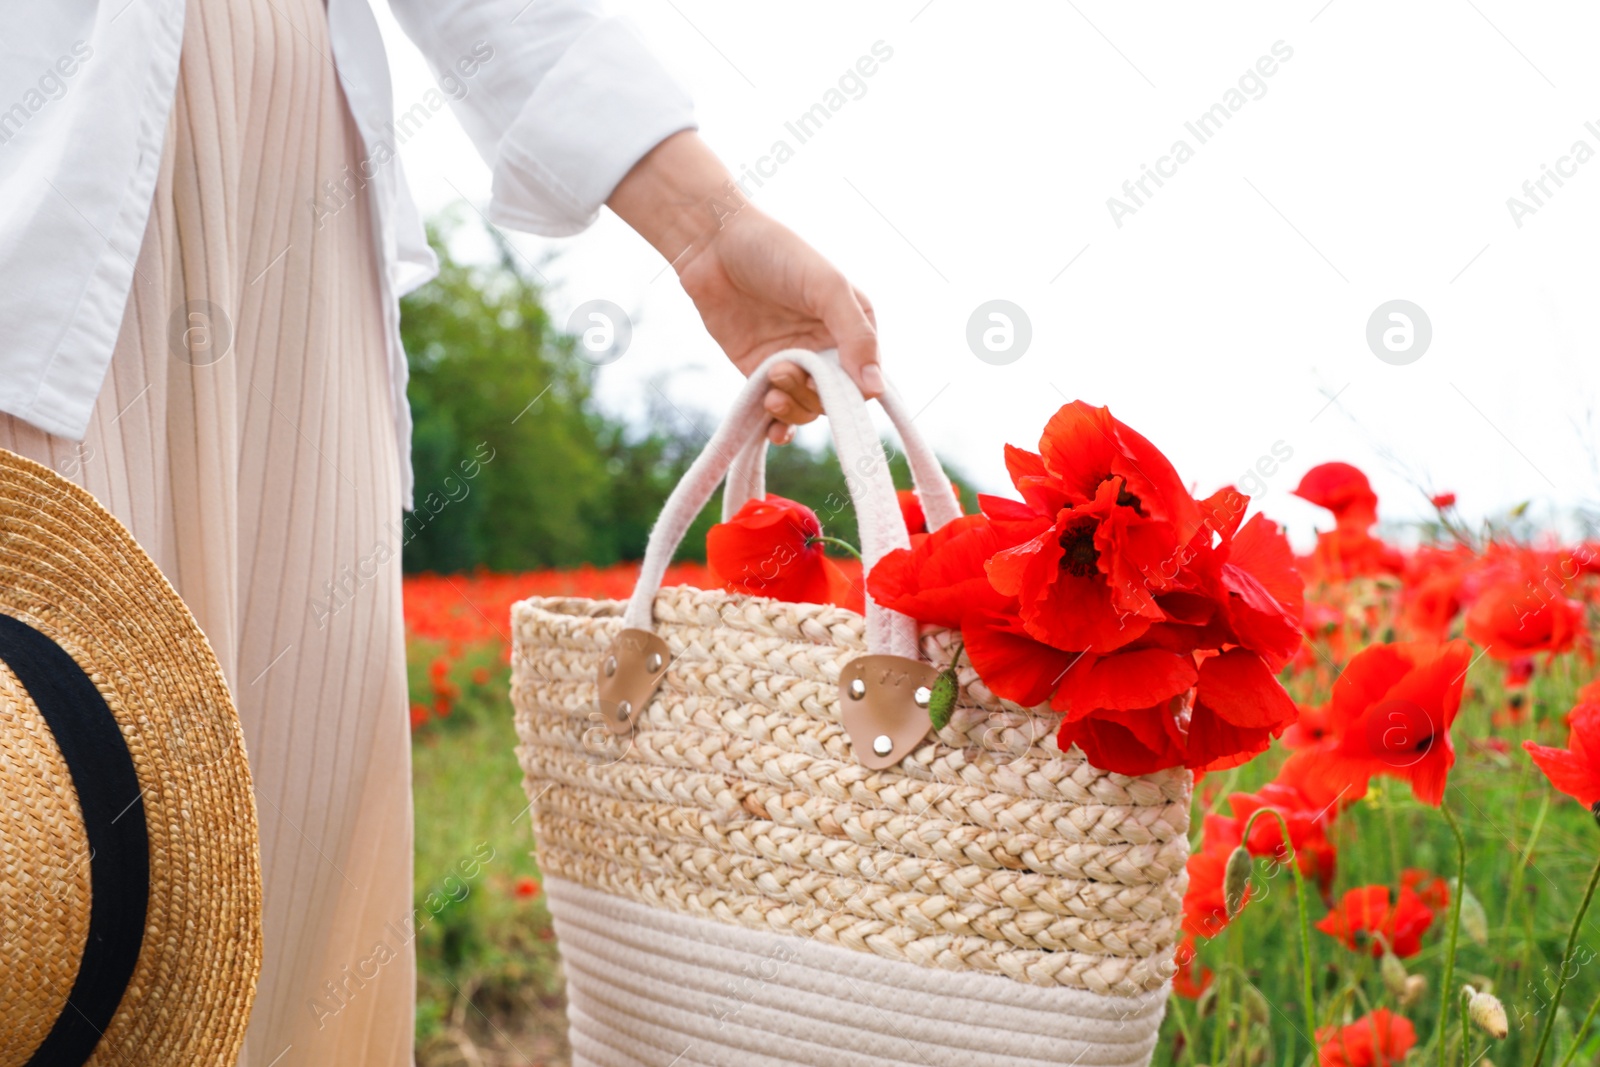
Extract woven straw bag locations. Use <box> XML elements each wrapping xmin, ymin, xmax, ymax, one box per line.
<box><xmin>511</xmin><ymin>351</ymin><xmax>1188</xmax><ymax>1067</ymax></box>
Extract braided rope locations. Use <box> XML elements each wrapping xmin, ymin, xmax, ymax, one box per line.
<box><xmin>512</xmin><ymin>587</ymin><xmax>1191</xmax><ymax>995</ymax></box>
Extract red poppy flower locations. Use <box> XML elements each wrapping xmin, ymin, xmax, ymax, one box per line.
<box><xmin>707</xmin><ymin>495</ymin><xmax>863</xmax><ymax>613</ymax></box>
<box><xmin>1430</xmin><ymin>492</ymin><xmax>1456</xmax><ymax>509</ymax></box>
<box><xmin>1282</xmin><ymin>702</ymin><xmax>1335</xmax><ymax>750</ymax></box>
<box><xmin>1293</xmin><ymin>464</ymin><xmax>1407</xmax><ymax>581</ymax></box>
<box><xmin>1524</xmin><ymin>700</ymin><xmax>1600</xmax><ymax>809</ymax></box>
<box><xmin>1507</xmin><ymin>655</ymin><xmax>1537</xmax><ymax>687</ymax></box>
<box><xmin>868</xmin><ymin>513</ymin><xmax>1016</xmax><ymax>630</ymax></box>
<box><xmin>1029</xmin><ymin>402</ymin><xmax>1203</xmax><ymax>536</ymax></box>
<box><xmin>1274</xmin><ymin>748</ymin><xmax>1360</xmax><ymax>815</ymax></box>
<box><xmin>1575</xmin><ymin>677</ymin><xmax>1600</xmax><ymax>717</ymax></box>
<box><xmin>1185</xmin><ymin>648</ymin><xmax>1300</xmax><ymax>772</ymax></box>
<box><xmin>1183</xmin><ymin>844</ymin><xmax>1247</xmax><ymax>940</ymax></box>
<box><xmin>1315</xmin><ymin>884</ymin><xmax>1435</xmax><ymax>958</ymax></box>
<box><xmin>1400</xmin><ymin>869</ymin><xmax>1450</xmax><ymax>912</ymax></box>
<box><xmin>895</xmin><ymin>484</ymin><xmax>963</xmax><ymax>536</ymax></box>
<box><xmin>1057</xmin><ymin>701</ymin><xmax>1188</xmax><ymax>777</ymax></box>
<box><xmin>985</xmin><ymin>402</ymin><xmax>1202</xmax><ymax>652</ymax></box>
<box><xmin>409</xmin><ymin>703</ymin><xmax>428</xmax><ymax>730</ymax></box>
<box><xmin>1171</xmin><ymin>934</ymin><xmax>1213</xmax><ymax>999</ymax></box>
<box><xmin>514</xmin><ymin>876</ymin><xmax>542</xmax><ymax>900</ymax></box>
<box><xmin>1303</xmin><ymin>528</ymin><xmax>1407</xmax><ymax>583</ymax></box>
<box><xmin>1400</xmin><ymin>568</ymin><xmax>1464</xmax><ymax>641</ymax></box>
<box><xmin>985</xmin><ymin>481</ymin><xmax>1158</xmax><ymax>653</ymax></box>
<box><xmin>1214</xmin><ymin>780</ymin><xmax>1339</xmax><ymax>893</ymax></box>
<box><xmin>962</xmin><ymin>608</ymin><xmax>1079</xmax><ymax>708</ymax></box>
<box><xmin>1315</xmin><ymin>640</ymin><xmax>1473</xmax><ymax>806</ymax></box>
<box><xmin>1051</xmin><ymin>648</ymin><xmax>1198</xmax><ymax>719</ymax></box>
<box><xmin>864</xmin><ymin>400</ymin><xmax>1302</xmax><ymax>775</ymax></box>
<box><xmin>897</xmin><ymin>489</ymin><xmax>927</xmax><ymax>536</ymax></box>
<box><xmin>1293</xmin><ymin>463</ymin><xmax>1379</xmax><ymax>533</ymax></box>
<box><xmin>1316</xmin><ymin>1009</ymin><xmax>1417</xmax><ymax>1067</ymax></box>
<box><xmin>1210</xmin><ymin>513</ymin><xmax>1305</xmax><ymax>669</ymax></box>
<box><xmin>1464</xmin><ymin>580</ymin><xmax>1583</xmax><ymax>660</ymax></box>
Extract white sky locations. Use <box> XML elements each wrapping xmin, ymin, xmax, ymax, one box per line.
<box><xmin>374</xmin><ymin>1</ymin><xmax>1600</xmax><ymax>549</ymax></box>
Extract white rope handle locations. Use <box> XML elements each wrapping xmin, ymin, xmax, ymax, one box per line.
<box><xmin>624</xmin><ymin>350</ymin><xmax>920</xmax><ymax>659</ymax></box>
<box><xmin>721</xmin><ymin>381</ymin><xmax>963</xmax><ymax>531</ymax></box>
<box><xmin>721</xmin><ymin>431</ymin><xmax>769</xmax><ymax>522</ymax></box>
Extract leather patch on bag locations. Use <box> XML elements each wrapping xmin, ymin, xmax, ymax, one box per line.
<box><xmin>838</xmin><ymin>655</ymin><xmax>938</xmax><ymax>769</ymax></box>
<box><xmin>598</xmin><ymin>629</ymin><xmax>671</xmax><ymax>735</ymax></box>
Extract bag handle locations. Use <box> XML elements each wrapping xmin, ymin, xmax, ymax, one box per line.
<box><xmin>604</xmin><ymin>349</ymin><xmax>946</xmax><ymax>769</ymax></box>
<box><xmin>720</xmin><ymin>383</ymin><xmax>963</xmax><ymax>532</ymax></box>
<box><xmin>623</xmin><ymin>349</ymin><xmax>916</xmax><ymax>656</ymax></box>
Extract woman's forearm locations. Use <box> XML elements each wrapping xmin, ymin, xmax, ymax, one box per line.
<box><xmin>607</xmin><ymin>130</ymin><xmax>749</xmax><ymax>271</ymax></box>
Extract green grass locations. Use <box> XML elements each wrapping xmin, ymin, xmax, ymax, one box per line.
<box><xmin>409</xmin><ymin>644</ymin><xmax>567</xmax><ymax>1065</ymax></box>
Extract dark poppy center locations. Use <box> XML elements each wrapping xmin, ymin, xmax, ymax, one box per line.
<box><xmin>1058</xmin><ymin>519</ymin><xmax>1100</xmax><ymax>577</ymax></box>
<box><xmin>1100</xmin><ymin>474</ymin><xmax>1143</xmax><ymax>513</ymax></box>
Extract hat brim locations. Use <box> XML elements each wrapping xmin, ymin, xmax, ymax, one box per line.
<box><xmin>0</xmin><ymin>448</ymin><xmax>261</xmax><ymax>1066</ymax></box>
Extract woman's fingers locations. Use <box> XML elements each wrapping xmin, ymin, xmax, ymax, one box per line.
<box><xmin>817</xmin><ymin>277</ymin><xmax>881</xmax><ymax>398</ymax></box>
<box><xmin>769</xmin><ymin>363</ymin><xmax>822</xmax><ymax>415</ymax></box>
<box><xmin>762</xmin><ymin>358</ymin><xmax>822</xmax><ymax>442</ymax></box>
<box><xmin>763</xmin><ymin>385</ymin><xmax>817</xmax><ymax>429</ymax></box>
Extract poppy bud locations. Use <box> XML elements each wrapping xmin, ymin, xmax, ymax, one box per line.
<box><xmin>1463</xmin><ymin>985</ymin><xmax>1509</xmax><ymax>1039</ymax></box>
<box><xmin>928</xmin><ymin>667</ymin><xmax>959</xmax><ymax>731</ymax></box>
<box><xmin>1196</xmin><ymin>981</ymin><xmax>1218</xmax><ymax>1020</ymax></box>
<box><xmin>1239</xmin><ymin>982</ymin><xmax>1270</xmax><ymax>1025</ymax></box>
<box><xmin>1379</xmin><ymin>946</ymin><xmax>1407</xmax><ymax>997</ymax></box>
<box><xmin>1458</xmin><ymin>881</ymin><xmax>1489</xmax><ymax>947</ymax></box>
<box><xmin>1400</xmin><ymin>974</ymin><xmax>1428</xmax><ymax>1007</ymax></box>
<box><xmin>1223</xmin><ymin>846</ymin><xmax>1252</xmax><ymax>918</ymax></box>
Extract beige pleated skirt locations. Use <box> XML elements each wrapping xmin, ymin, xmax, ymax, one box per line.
<box><xmin>0</xmin><ymin>0</ymin><xmax>415</xmax><ymax>1063</ymax></box>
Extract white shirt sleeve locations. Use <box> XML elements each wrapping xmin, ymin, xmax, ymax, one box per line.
<box><xmin>387</xmin><ymin>0</ymin><xmax>697</xmax><ymax>236</ymax></box>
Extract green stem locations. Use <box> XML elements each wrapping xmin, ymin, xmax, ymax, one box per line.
<box><xmin>1209</xmin><ymin>959</ymin><xmax>1227</xmax><ymax>1067</ymax></box>
<box><xmin>1240</xmin><ymin>808</ymin><xmax>1319</xmax><ymax>1062</ymax></box>
<box><xmin>1228</xmin><ymin>934</ymin><xmax>1246</xmax><ymax>1066</ymax></box>
<box><xmin>1383</xmin><ymin>784</ymin><xmax>1403</xmax><ymax>883</ymax></box>
<box><xmin>1498</xmin><ymin>788</ymin><xmax>1548</xmax><ymax>996</ymax></box>
<box><xmin>809</xmin><ymin>535</ymin><xmax>861</xmax><ymax>562</ymax></box>
<box><xmin>1531</xmin><ymin>851</ymin><xmax>1600</xmax><ymax>1067</ymax></box>
<box><xmin>1166</xmin><ymin>995</ymin><xmax>1201</xmax><ymax>1066</ymax></box>
<box><xmin>1559</xmin><ymin>987</ymin><xmax>1600</xmax><ymax>1067</ymax></box>
<box><xmin>1438</xmin><ymin>804</ymin><xmax>1467</xmax><ymax>1067</ymax></box>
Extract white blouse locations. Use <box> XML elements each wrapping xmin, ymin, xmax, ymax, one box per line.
<box><xmin>0</xmin><ymin>0</ymin><xmax>696</xmax><ymax>508</ymax></box>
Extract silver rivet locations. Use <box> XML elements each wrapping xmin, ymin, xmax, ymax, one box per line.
<box><xmin>647</xmin><ymin>651</ymin><xmax>664</xmax><ymax>673</ymax></box>
<box><xmin>615</xmin><ymin>700</ymin><xmax>631</xmax><ymax>722</ymax></box>
<box><xmin>913</xmin><ymin>686</ymin><xmax>932</xmax><ymax>708</ymax></box>
<box><xmin>848</xmin><ymin>678</ymin><xmax>867</xmax><ymax>700</ymax></box>
<box><xmin>872</xmin><ymin>734</ymin><xmax>893</xmax><ymax>756</ymax></box>
<box><xmin>603</xmin><ymin>655</ymin><xmax>617</xmax><ymax>677</ymax></box>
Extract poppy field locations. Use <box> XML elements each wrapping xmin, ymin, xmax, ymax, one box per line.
<box><xmin>406</xmin><ymin>451</ymin><xmax>1600</xmax><ymax>1066</ymax></box>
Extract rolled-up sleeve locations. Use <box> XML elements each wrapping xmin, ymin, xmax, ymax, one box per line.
<box><xmin>388</xmin><ymin>0</ymin><xmax>696</xmax><ymax>236</ymax></box>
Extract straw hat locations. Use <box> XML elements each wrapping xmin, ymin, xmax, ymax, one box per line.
<box><xmin>0</xmin><ymin>449</ymin><xmax>261</xmax><ymax>1066</ymax></box>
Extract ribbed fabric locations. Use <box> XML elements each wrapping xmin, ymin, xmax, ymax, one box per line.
<box><xmin>0</xmin><ymin>0</ymin><xmax>414</xmax><ymax>1064</ymax></box>
<box><xmin>546</xmin><ymin>878</ymin><xmax>1167</xmax><ymax>1067</ymax></box>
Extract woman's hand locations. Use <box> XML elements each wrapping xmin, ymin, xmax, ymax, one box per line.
<box><xmin>608</xmin><ymin>131</ymin><xmax>879</xmax><ymax>444</ymax></box>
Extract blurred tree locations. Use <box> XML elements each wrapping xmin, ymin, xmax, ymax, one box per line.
<box><xmin>399</xmin><ymin>215</ymin><xmax>975</xmax><ymax>572</ymax></box>
<box><xmin>401</xmin><ymin>215</ymin><xmax>611</xmax><ymax>572</ymax></box>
